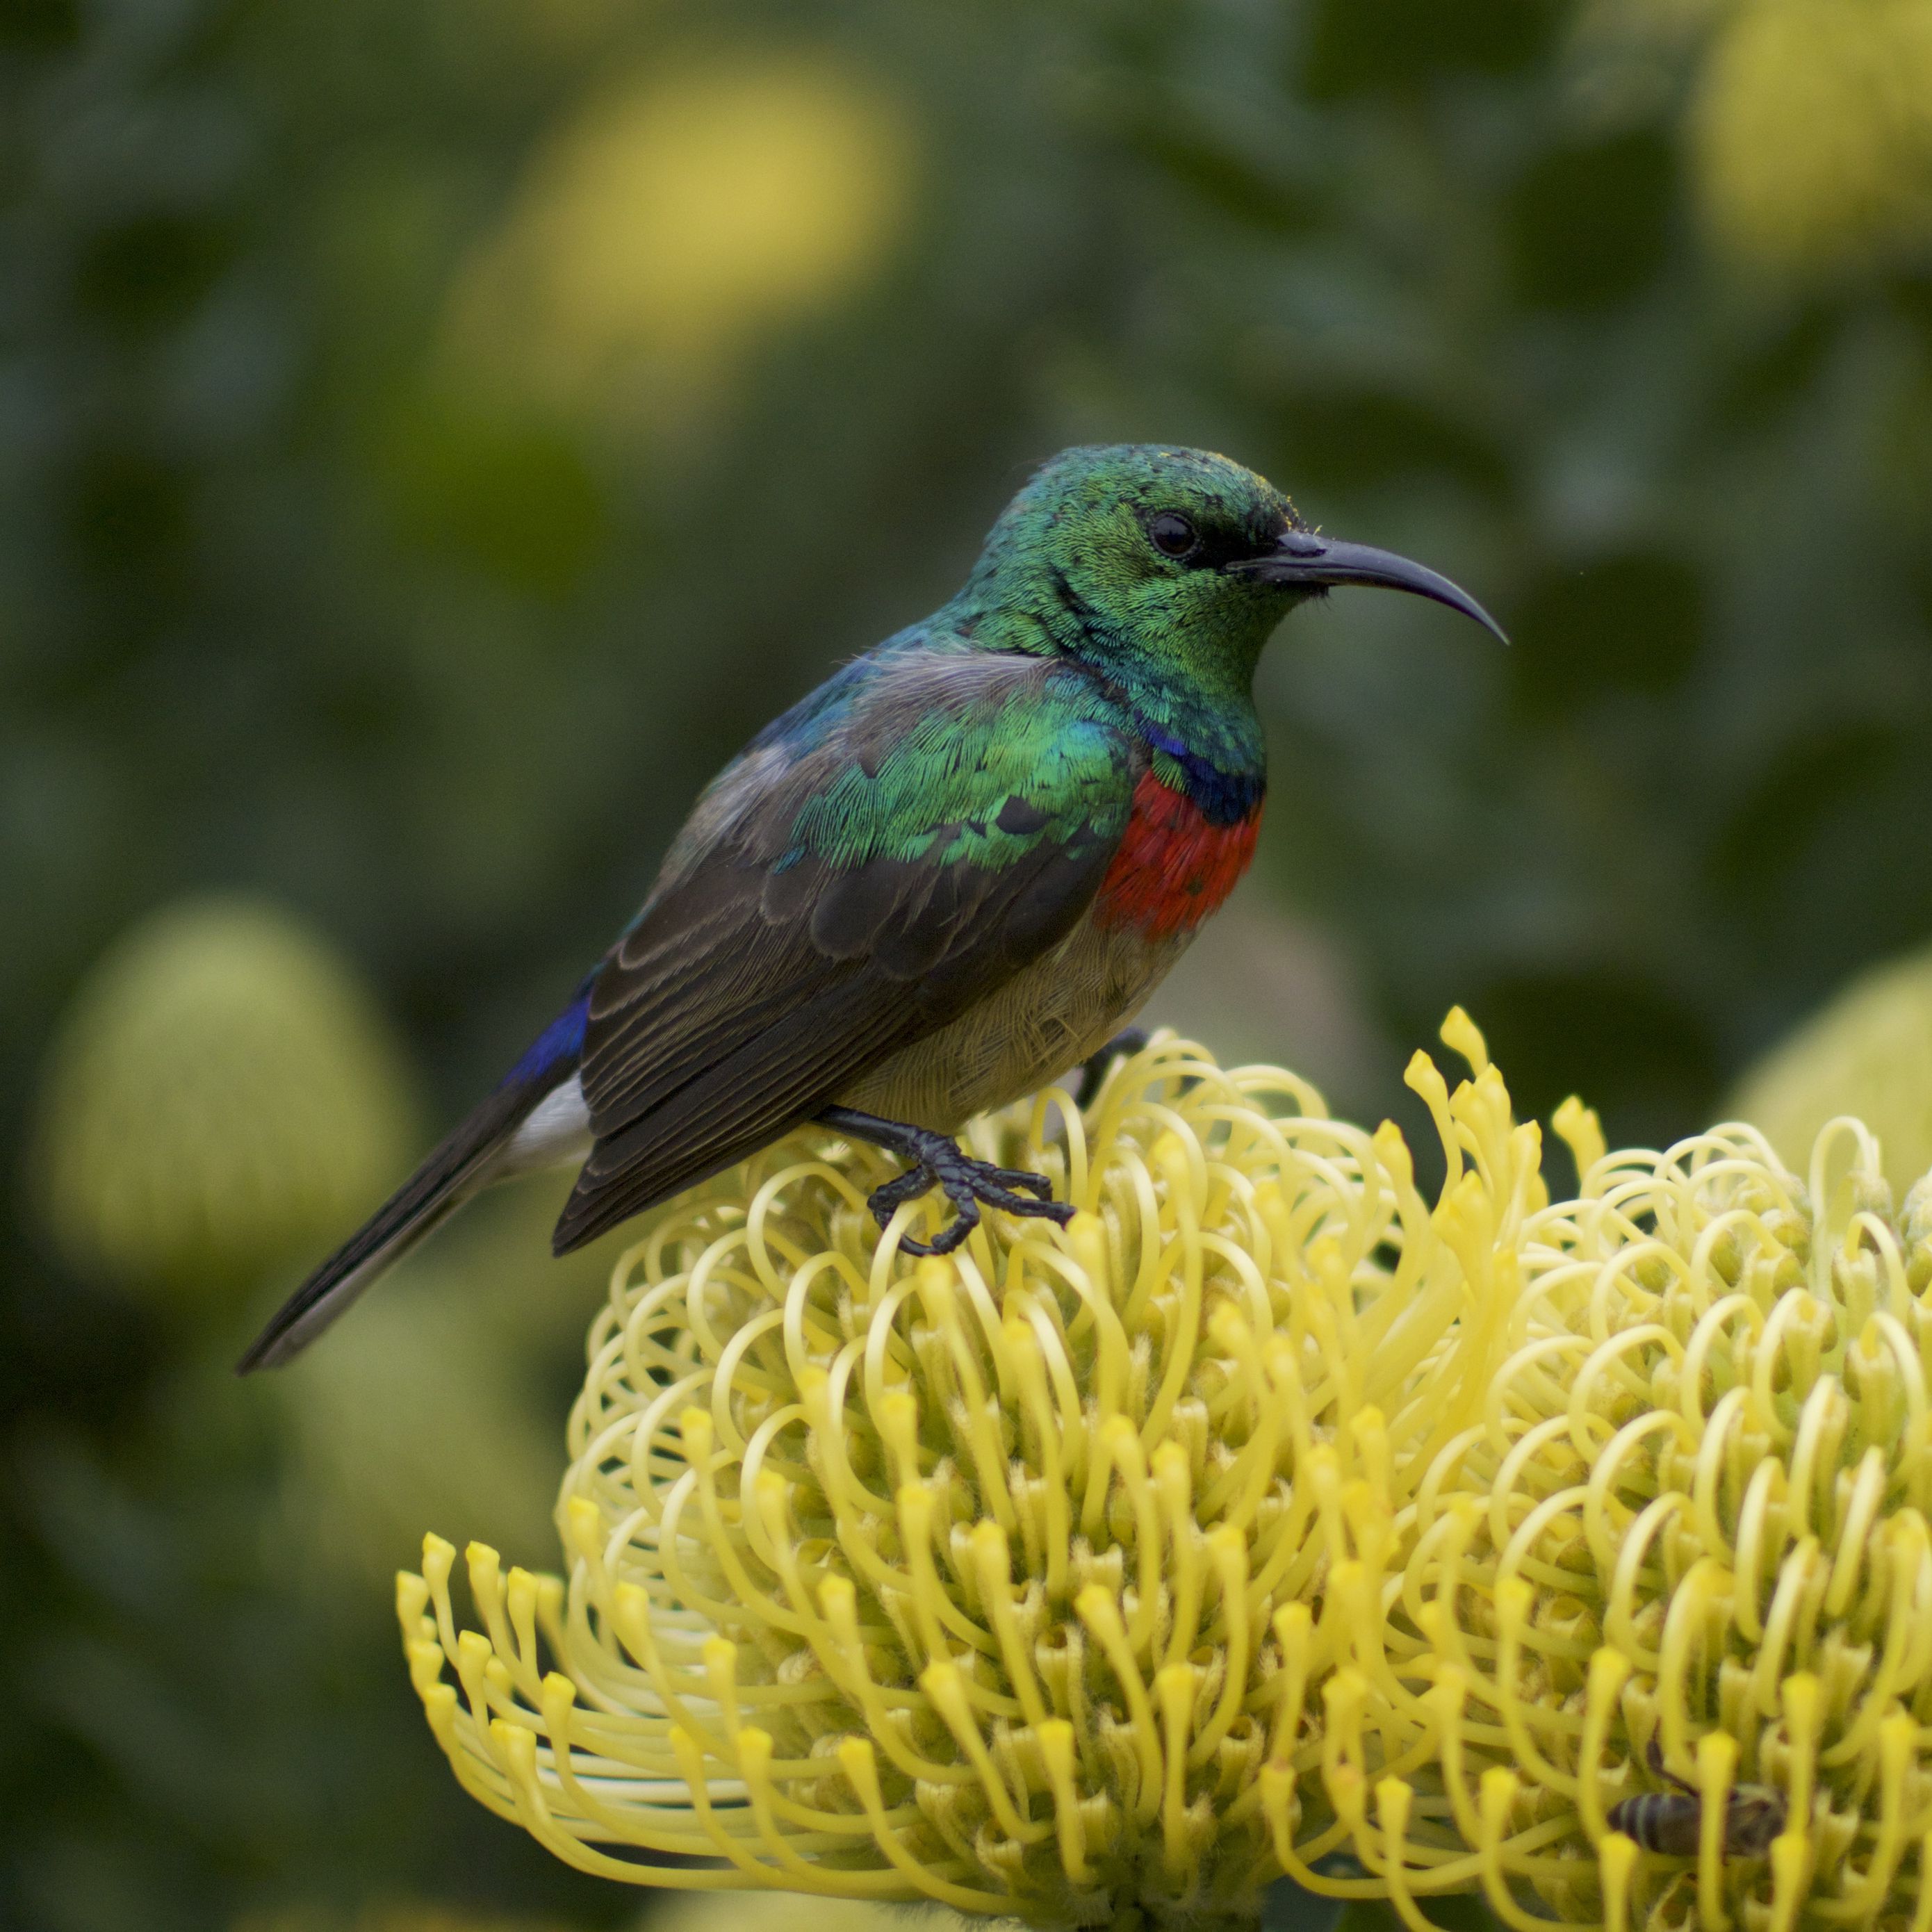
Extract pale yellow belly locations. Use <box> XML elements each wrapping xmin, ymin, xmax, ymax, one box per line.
<box><xmin>833</xmin><ymin>912</ymin><xmax>1195</xmax><ymax>1131</ymax></box>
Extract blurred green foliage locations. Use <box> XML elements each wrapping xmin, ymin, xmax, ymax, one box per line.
<box><xmin>4</xmin><ymin>0</ymin><xmax>1931</xmax><ymax>1928</ymax></box>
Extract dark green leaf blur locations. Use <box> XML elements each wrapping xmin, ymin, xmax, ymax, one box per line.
<box><xmin>6</xmin><ymin>0</ymin><xmax>1931</xmax><ymax>1927</ymax></box>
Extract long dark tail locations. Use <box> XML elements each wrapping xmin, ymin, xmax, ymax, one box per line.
<box><xmin>236</xmin><ymin>982</ymin><xmax>594</xmax><ymax>1373</ymax></box>
<box><xmin>233</xmin><ymin>1079</ymin><xmax>535</xmax><ymax>1370</ymax></box>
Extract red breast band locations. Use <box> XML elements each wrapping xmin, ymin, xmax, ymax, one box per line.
<box><xmin>1092</xmin><ymin>770</ymin><xmax>1263</xmax><ymax>941</ymax></box>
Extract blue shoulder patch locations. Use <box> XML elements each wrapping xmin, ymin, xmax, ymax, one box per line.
<box><xmin>502</xmin><ymin>972</ymin><xmax>595</xmax><ymax>1088</ymax></box>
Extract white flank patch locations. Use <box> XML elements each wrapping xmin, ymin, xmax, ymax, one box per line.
<box><xmin>502</xmin><ymin>1072</ymin><xmax>593</xmax><ymax>1174</ymax></box>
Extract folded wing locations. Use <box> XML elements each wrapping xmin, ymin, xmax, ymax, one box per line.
<box><xmin>552</xmin><ymin>649</ymin><xmax>1136</xmax><ymax>1251</ymax></box>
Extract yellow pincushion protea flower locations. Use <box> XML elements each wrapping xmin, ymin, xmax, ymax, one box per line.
<box><xmin>1397</xmin><ymin>1090</ymin><xmax>1932</xmax><ymax>1930</ymax></box>
<box><xmin>401</xmin><ymin>1022</ymin><xmax>1932</xmax><ymax>1931</ymax></box>
<box><xmin>33</xmin><ymin>896</ymin><xmax>416</xmax><ymax>1300</ymax></box>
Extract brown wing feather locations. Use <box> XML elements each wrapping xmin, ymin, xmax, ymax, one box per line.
<box><xmin>550</xmin><ymin>834</ymin><xmax>1118</xmax><ymax>1252</ymax></box>
<box><xmin>550</xmin><ymin>650</ymin><xmax>1138</xmax><ymax>1254</ymax></box>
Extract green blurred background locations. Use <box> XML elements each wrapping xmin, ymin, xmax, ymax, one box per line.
<box><xmin>6</xmin><ymin>0</ymin><xmax>1932</xmax><ymax>1926</ymax></box>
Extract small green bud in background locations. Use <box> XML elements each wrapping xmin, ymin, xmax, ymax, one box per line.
<box><xmin>31</xmin><ymin>896</ymin><xmax>417</xmax><ymax>1306</ymax></box>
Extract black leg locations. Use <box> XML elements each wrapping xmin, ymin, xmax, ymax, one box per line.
<box><xmin>1072</xmin><ymin>1027</ymin><xmax>1150</xmax><ymax>1111</ymax></box>
<box><xmin>817</xmin><ymin>1106</ymin><xmax>1075</xmax><ymax>1256</ymax></box>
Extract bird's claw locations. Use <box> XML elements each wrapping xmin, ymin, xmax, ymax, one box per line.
<box><xmin>865</xmin><ymin>1136</ymin><xmax>1074</xmax><ymax>1256</ymax></box>
<box><xmin>816</xmin><ymin>1104</ymin><xmax>1075</xmax><ymax>1256</ymax></box>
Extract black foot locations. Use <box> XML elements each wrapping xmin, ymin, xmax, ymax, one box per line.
<box><xmin>817</xmin><ymin>1106</ymin><xmax>1076</xmax><ymax>1256</ymax></box>
<box><xmin>1073</xmin><ymin>1028</ymin><xmax>1150</xmax><ymax>1111</ymax></box>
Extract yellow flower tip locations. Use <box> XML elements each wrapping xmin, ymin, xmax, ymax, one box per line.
<box><xmin>1596</xmin><ymin>1831</ymin><xmax>1637</xmax><ymax>1931</ymax></box>
<box><xmin>1403</xmin><ymin>1048</ymin><xmax>1449</xmax><ymax>1110</ymax></box>
<box><xmin>562</xmin><ymin>1495</ymin><xmax>602</xmax><ymax>1562</ymax></box>
<box><xmin>464</xmin><ymin>1543</ymin><xmax>501</xmax><ymax>1607</ymax></box>
<box><xmin>1152</xmin><ymin>1129</ymin><xmax>1195</xmax><ymax>1188</ymax></box>
<box><xmin>1478</xmin><ymin>1766</ymin><xmax>1518</xmax><ymax>1834</ymax></box>
<box><xmin>1370</xmin><ymin>1118</ymin><xmax>1414</xmax><ymax>1183</ymax></box>
<box><xmin>405</xmin><ymin>1639</ymin><xmax>447</xmax><ymax>1700</ymax></box>
<box><xmin>400</xmin><ymin>1026</ymin><xmax>1932</xmax><ymax>1926</ymax></box>
<box><xmin>1206</xmin><ymin>1302</ymin><xmax>1252</xmax><ymax>1357</ymax></box>
<box><xmin>1553</xmin><ymin>1094</ymin><xmax>1607</xmax><ymax>1179</ymax></box>
<box><xmin>395</xmin><ymin>1571</ymin><xmax>429</xmax><ymax>1628</ymax></box>
<box><xmin>490</xmin><ymin>1717</ymin><xmax>537</xmax><ymax>1777</ymax></box>
<box><xmin>1439</xmin><ymin>1005</ymin><xmax>1489</xmax><ymax>1074</ymax></box>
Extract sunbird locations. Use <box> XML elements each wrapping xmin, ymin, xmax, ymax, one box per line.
<box><xmin>239</xmin><ymin>445</ymin><xmax>1500</xmax><ymax>1370</ymax></box>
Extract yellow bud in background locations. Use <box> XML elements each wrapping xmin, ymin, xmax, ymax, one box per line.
<box><xmin>1692</xmin><ymin>0</ymin><xmax>1932</xmax><ymax>275</ymax></box>
<box><xmin>448</xmin><ymin>55</ymin><xmax>913</xmax><ymax>411</ymax></box>
<box><xmin>271</xmin><ymin>1256</ymin><xmax>563</xmax><ymax>1594</ymax></box>
<box><xmin>232</xmin><ymin>1904</ymin><xmax>580</xmax><ymax>1932</ymax></box>
<box><xmin>31</xmin><ymin>897</ymin><xmax>416</xmax><ymax>1304</ymax></box>
<box><xmin>644</xmin><ymin>1895</ymin><xmax>1001</xmax><ymax>1932</ymax></box>
<box><xmin>1731</xmin><ymin>939</ymin><xmax>1932</xmax><ymax>1201</ymax></box>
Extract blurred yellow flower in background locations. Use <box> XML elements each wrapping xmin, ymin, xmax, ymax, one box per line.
<box><xmin>643</xmin><ymin>1885</ymin><xmax>1001</xmax><ymax>1932</ymax></box>
<box><xmin>31</xmin><ymin>897</ymin><xmax>416</xmax><ymax>1303</ymax></box>
<box><xmin>235</xmin><ymin>1901</ymin><xmax>580</xmax><ymax>1932</ymax></box>
<box><xmin>1732</xmin><ymin>941</ymin><xmax>1932</xmax><ymax>1204</ymax></box>
<box><xmin>1692</xmin><ymin>0</ymin><xmax>1932</xmax><ymax>274</ymax></box>
<box><xmin>400</xmin><ymin>1022</ymin><xmax>1932</xmax><ymax>1928</ymax></box>
<box><xmin>272</xmin><ymin>1178</ymin><xmax>628</xmax><ymax>1596</ymax></box>
<box><xmin>242</xmin><ymin>1892</ymin><xmax>997</xmax><ymax>1932</ymax></box>
<box><xmin>448</xmin><ymin>56</ymin><xmax>913</xmax><ymax>411</ymax></box>
<box><xmin>1580</xmin><ymin>0</ymin><xmax>1932</xmax><ymax>278</ymax></box>
<box><xmin>273</xmin><ymin>1232</ymin><xmax>568</xmax><ymax>1594</ymax></box>
<box><xmin>31</xmin><ymin>907</ymin><xmax>617</xmax><ymax>1612</ymax></box>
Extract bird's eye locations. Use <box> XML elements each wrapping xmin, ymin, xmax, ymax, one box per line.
<box><xmin>1147</xmin><ymin>511</ymin><xmax>1199</xmax><ymax>560</ymax></box>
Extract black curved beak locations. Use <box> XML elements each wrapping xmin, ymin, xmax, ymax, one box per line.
<box><xmin>1227</xmin><ymin>528</ymin><xmax>1507</xmax><ymax>643</ymax></box>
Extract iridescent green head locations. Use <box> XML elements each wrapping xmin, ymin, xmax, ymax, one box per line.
<box><xmin>951</xmin><ymin>443</ymin><xmax>1502</xmax><ymax>746</ymax></box>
